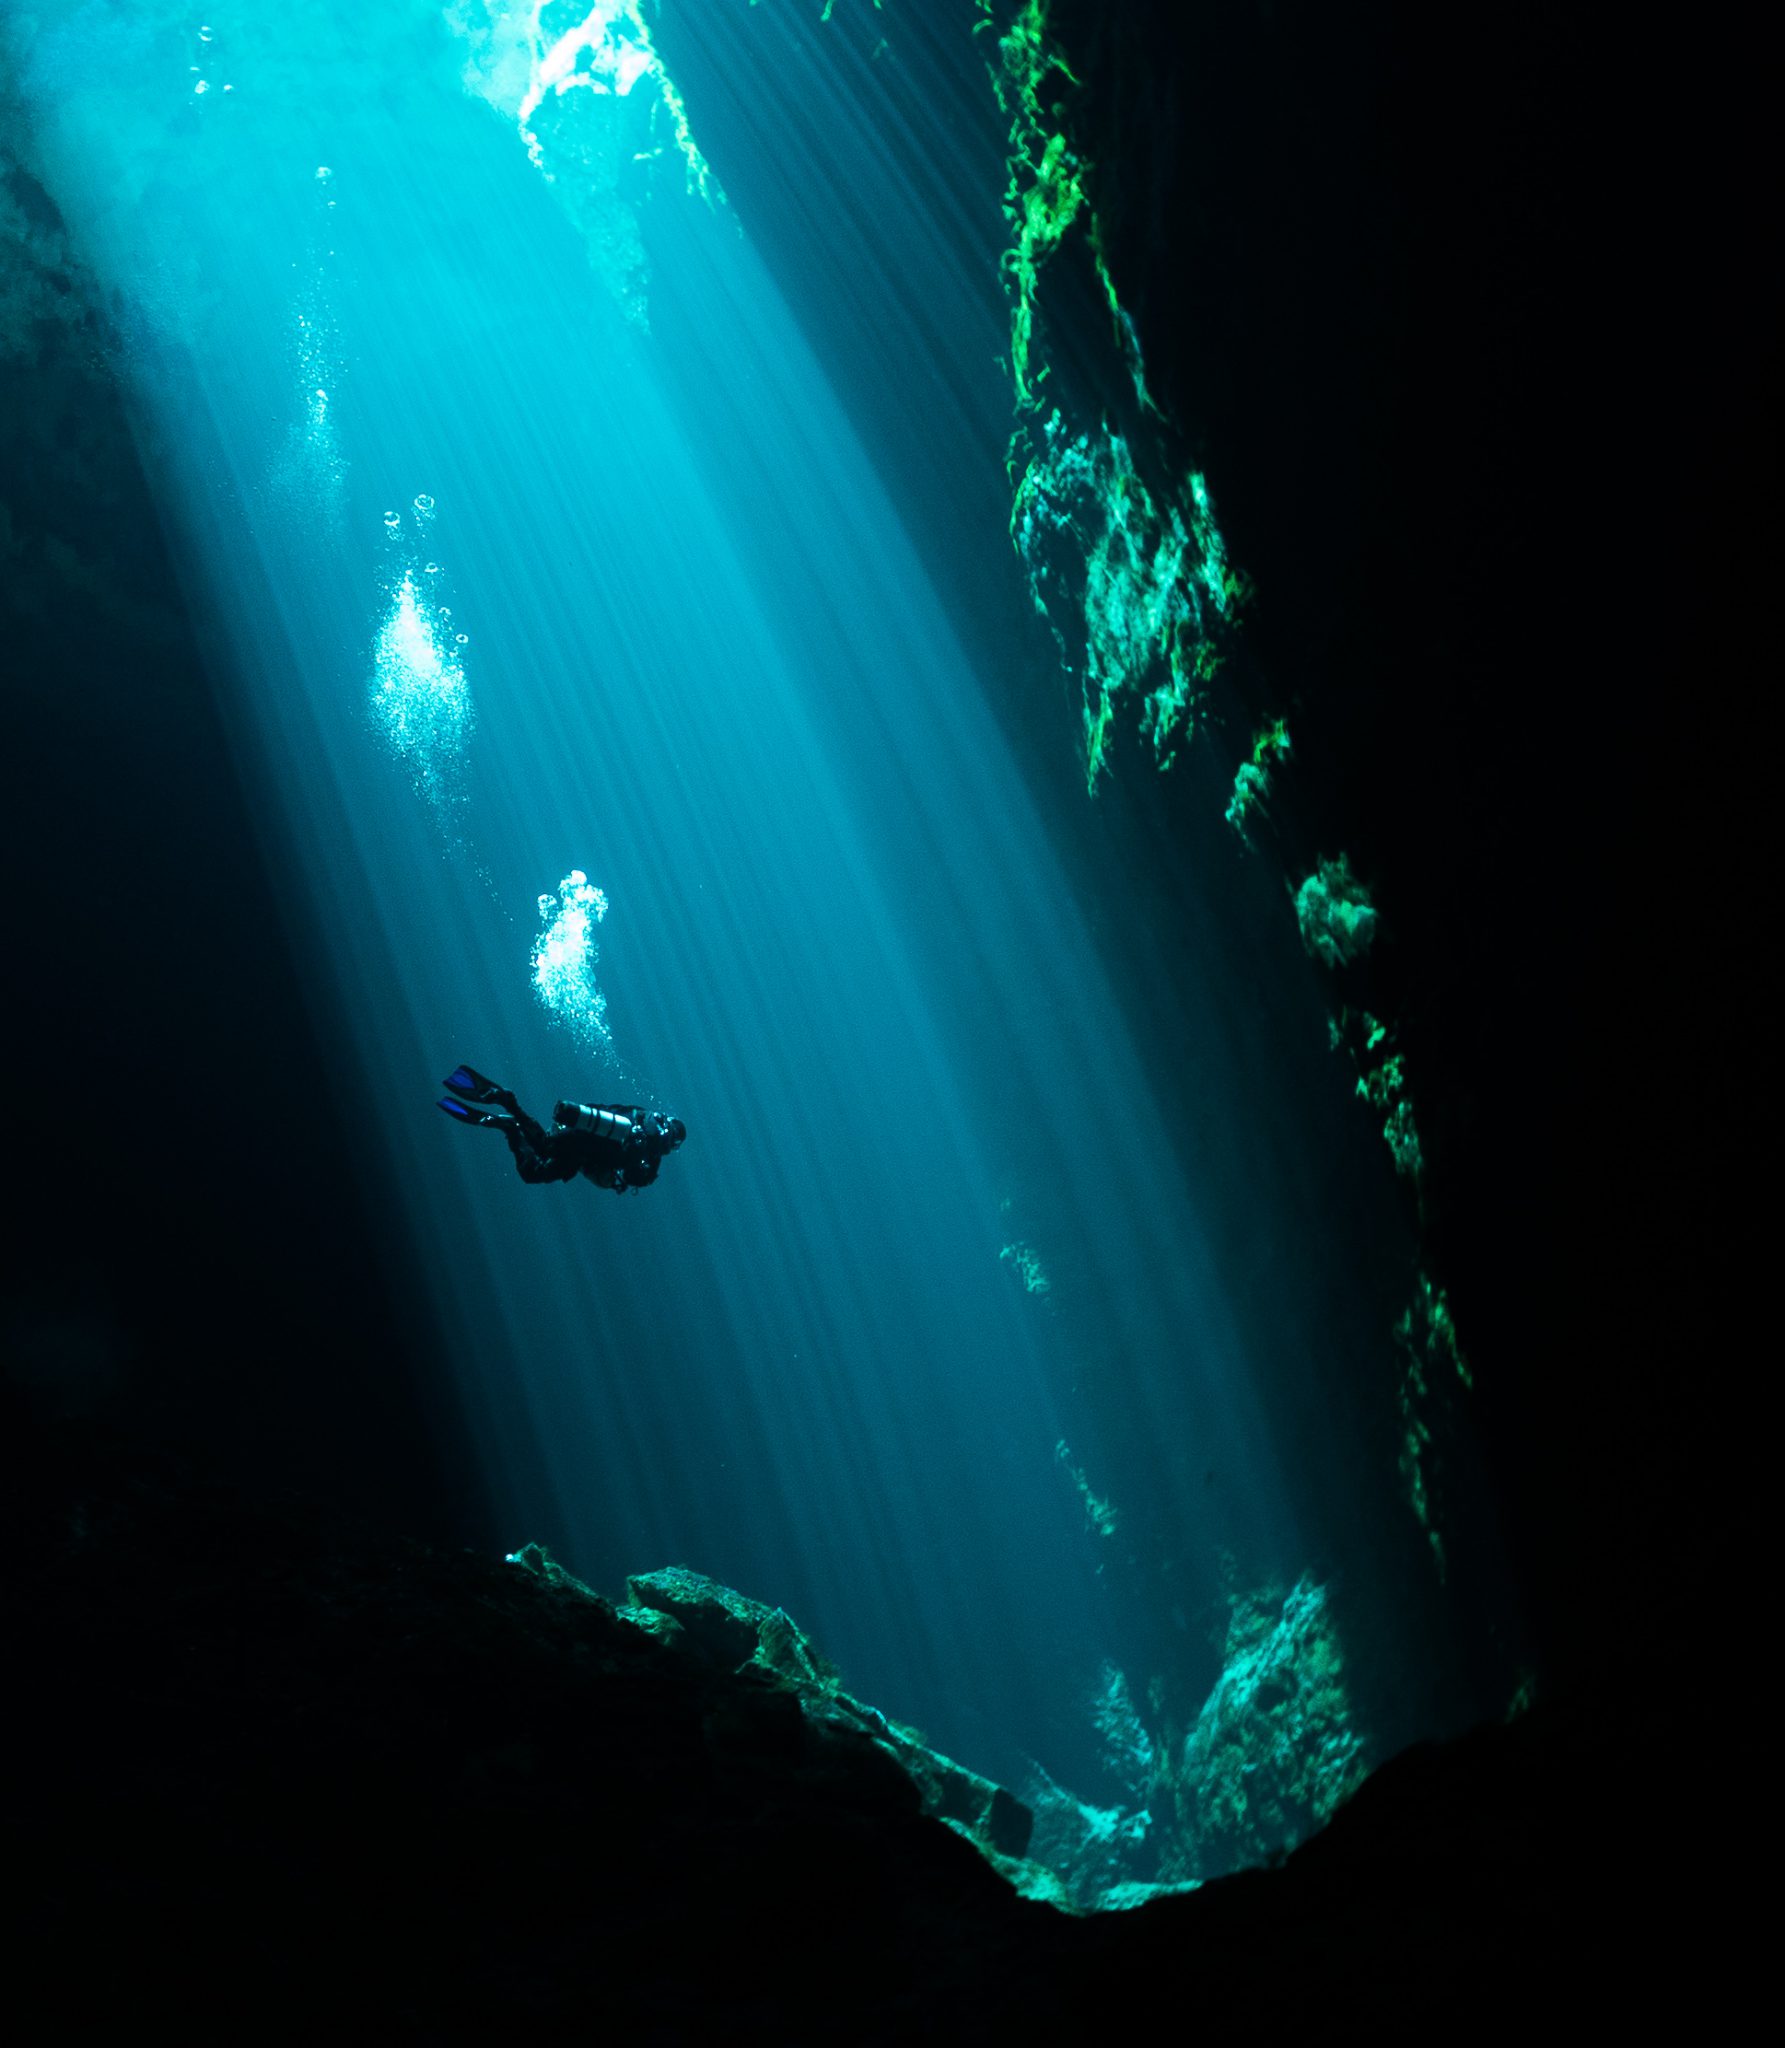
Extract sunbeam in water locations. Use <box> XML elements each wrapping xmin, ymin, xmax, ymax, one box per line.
<box><xmin>6</xmin><ymin>0</ymin><xmax>1519</xmax><ymax>1905</ymax></box>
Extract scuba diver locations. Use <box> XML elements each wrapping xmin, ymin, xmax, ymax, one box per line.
<box><xmin>437</xmin><ymin>1065</ymin><xmax>686</xmax><ymax>1194</ymax></box>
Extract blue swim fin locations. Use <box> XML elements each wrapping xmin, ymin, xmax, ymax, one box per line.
<box><xmin>443</xmin><ymin>1064</ymin><xmax>500</xmax><ymax>1102</ymax></box>
<box><xmin>438</xmin><ymin>1096</ymin><xmax>513</xmax><ymax>1128</ymax></box>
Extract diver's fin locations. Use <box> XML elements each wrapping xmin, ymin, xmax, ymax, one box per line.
<box><xmin>443</xmin><ymin>1064</ymin><xmax>506</xmax><ymax>1105</ymax></box>
<box><xmin>438</xmin><ymin>1097</ymin><xmax>513</xmax><ymax>1128</ymax></box>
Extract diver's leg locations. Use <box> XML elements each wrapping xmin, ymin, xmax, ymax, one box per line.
<box><xmin>440</xmin><ymin>1075</ymin><xmax>574</xmax><ymax>1182</ymax></box>
<box><xmin>507</xmin><ymin>1103</ymin><xmax>555</xmax><ymax>1154</ymax></box>
<box><xmin>501</xmin><ymin>1117</ymin><xmax>578</xmax><ymax>1183</ymax></box>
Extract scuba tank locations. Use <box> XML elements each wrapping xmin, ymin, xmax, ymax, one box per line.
<box><xmin>554</xmin><ymin>1101</ymin><xmax>644</xmax><ymax>1147</ymax></box>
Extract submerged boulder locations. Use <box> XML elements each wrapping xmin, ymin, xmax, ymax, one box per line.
<box><xmin>622</xmin><ymin>1565</ymin><xmax>837</xmax><ymax>1687</ymax></box>
<box><xmin>1165</xmin><ymin>1574</ymin><xmax>1369</xmax><ymax>1880</ymax></box>
<box><xmin>617</xmin><ymin>1563</ymin><xmax>1034</xmax><ymax>1860</ymax></box>
<box><xmin>1022</xmin><ymin>1763</ymin><xmax>1155</xmax><ymax>1910</ymax></box>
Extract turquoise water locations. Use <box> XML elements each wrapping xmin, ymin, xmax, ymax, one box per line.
<box><xmin>9</xmin><ymin>2</ymin><xmax>1510</xmax><ymax>1873</ymax></box>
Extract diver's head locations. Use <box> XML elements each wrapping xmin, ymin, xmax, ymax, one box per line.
<box><xmin>663</xmin><ymin>1116</ymin><xmax>686</xmax><ymax>1151</ymax></box>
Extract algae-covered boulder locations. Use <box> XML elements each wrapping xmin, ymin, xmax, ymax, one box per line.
<box><xmin>1023</xmin><ymin>1766</ymin><xmax>1153</xmax><ymax>1909</ymax></box>
<box><xmin>1164</xmin><ymin>1575</ymin><xmax>1369</xmax><ymax>1880</ymax></box>
<box><xmin>1293</xmin><ymin>853</ymin><xmax>1379</xmax><ymax>968</ymax></box>
<box><xmin>1020</xmin><ymin>1582</ymin><xmax>1368</xmax><ymax>1896</ymax></box>
<box><xmin>623</xmin><ymin>1566</ymin><xmax>840</xmax><ymax>1687</ymax></box>
<box><xmin>619</xmin><ymin>1564</ymin><xmax>1034</xmax><ymax>1861</ymax></box>
<box><xmin>1098</xmin><ymin>1878</ymin><xmax>1203</xmax><ymax>1913</ymax></box>
<box><xmin>857</xmin><ymin>1712</ymin><xmax>1033</xmax><ymax>1862</ymax></box>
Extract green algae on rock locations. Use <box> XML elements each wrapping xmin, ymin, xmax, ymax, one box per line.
<box><xmin>1162</xmin><ymin>1574</ymin><xmax>1369</xmax><ymax>1880</ymax></box>
<box><xmin>1054</xmin><ymin>1438</ymin><xmax>1119</xmax><ymax>1539</ymax></box>
<box><xmin>999</xmin><ymin>1240</ymin><xmax>1051</xmax><ymax>1295</ymax></box>
<box><xmin>506</xmin><ymin>1549</ymin><xmax>1039</xmax><ymax>1868</ymax></box>
<box><xmin>1225</xmin><ymin>717</ymin><xmax>1293</xmax><ymax>845</ymax></box>
<box><xmin>623</xmin><ymin>1565</ymin><xmax>1036</xmax><ymax>1860</ymax></box>
<box><xmin>1392</xmin><ymin>1271</ymin><xmax>1476</xmax><ymax>1580</ymax></box>
<box><xmin>1023</xmin><ymin>1571</ymin><xmax>1368</xmax><ymax>1901</ymax></box>
<box><xmin>976</xmin><ymin>0</ymin><xmax>1247</xmax><ymax>792</ymax></box>
<box><xmin>1294</xmin><ymin>853</ymin><xmax>1379</xmax><ymax>970</ymax></box>
<box><xmin>1012</xmin><ymin>412</ymin><xmax>1244</xmax><ymax>790</ymax></box>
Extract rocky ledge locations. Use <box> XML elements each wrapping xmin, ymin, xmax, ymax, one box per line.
<box><xmin>3</xmin><ymin>1419</ymin><xmax>1704</xmax><ymax>2037</ymax></box>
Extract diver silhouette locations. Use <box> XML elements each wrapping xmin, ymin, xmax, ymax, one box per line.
<box><xmin>438</xmin><ymin>1065</ymin><xmax>686</xmax><ymax>1194</ymax></box>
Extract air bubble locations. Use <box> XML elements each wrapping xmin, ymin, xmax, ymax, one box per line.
<box><xmin>198</xmin><ymin>25</ymin><xmax>215</xmax><ymax>41</ymax></box>
<box><xmin>425</xmin><ymin>561</ymin><xmax>441</xmax><ymax>575</ymax></box>
<box><xmin>413</xmin><ymin>493</ymin><xmax>435</xmax><ymax>515</ymax></box>
<box><xmin>315</xmin><ymin>166</ymin><xmax>333</xmax><ymax>183</ymax></box>
<box><xmin>193</xmin><ymin>79</ymin><xmax>209</xmax><ymax>94</ymax></box>
<box><xmin>455</xmin><ymin>633</ymin><xmax>468</xmax><ymax>645</ymax></box>
<box><xmin>382</xmin><ymin>511</ymin><xmax>401</xmax><ymax>531</ymax></box>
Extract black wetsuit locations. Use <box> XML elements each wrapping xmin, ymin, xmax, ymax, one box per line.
<box><xmin>502</xmin><ymin>1102</ymin><xmax>671</xmax><ymax>1192</ymax></box>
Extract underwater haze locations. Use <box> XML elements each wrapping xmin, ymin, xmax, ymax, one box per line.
<box><xmin>6</xmin><ymin>0</ymin><xmax>1517</xmax><ymax>1890</ymax></box>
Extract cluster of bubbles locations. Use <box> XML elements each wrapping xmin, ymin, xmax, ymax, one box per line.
<box><xmin>271</xmin><ymin>292</ymin><xmax>346</xmax><ymax>512</ymax></box>
<box><xmin>531</xmin><ymin>870</ymin><xmax>615</xmax><ymax>1058</ymax></box>
<box><xmin>190</xmin><ymin>22</ymin><xmax>231</xmax><ymax>96</ymax></box>
<box><xmin>397</xmin><ymin>498</ymin><xmax>473</xmax><ymax>634</ymax></box>
<box><xmin>369</xmin><ymin>564</ymin><xmax>473</xmax><ymax>811</ymax></box>
<box><xmin>363</xmin><ymin>498</ymin><xmax>617</xmax><ymax>1057</ymax></box>
<box><xmin>296</xmin><ymin>310</ymin><xmax>330</xmax><ymax>432</ymax></box>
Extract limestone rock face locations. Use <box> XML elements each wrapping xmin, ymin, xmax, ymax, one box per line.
<box><xmin>623</xmin><ymin>1565</ymin><xmax>835</xmax><ymax>1686</ymax></box>
<box><xmin>618</xmin><ymin>1564</ymin><xmax>1035</xmax><ymax>1860</ymax></box>
<box><xmin>0</xmin><ymin>1412</ymin><xmax>1712</xmax><ymax>2035</ymax></box>
<box><xmin>1166</xmin><ymin>1576</ymin><xmax>1368</xmax><ymax>1882</ymax></box>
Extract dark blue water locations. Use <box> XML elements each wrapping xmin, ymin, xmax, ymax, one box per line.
<box><xmin>11</xmin><ymin>1</ymin><xmax>1506</xmax><ymax>1827</ymax></box>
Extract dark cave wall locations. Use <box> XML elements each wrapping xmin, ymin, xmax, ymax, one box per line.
<box><xmin>1055</xmin><ymin>0</ymin><xmax>1771</xmax><ymax>1672</ymax></box>
<box><xmin>646</xmin><ymin>0</ymin><xmax>1773</xmax><ymax>1695</ymax></box>
<box><xmin>0</xmin><ymin>133</ymin><xmax>477</xmax><ymax>1542</ymax></box>
<box><xmin>645</xmin><ymin>5</ymin><xmax>1493</xmax><ymax>1769</ymax></box>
